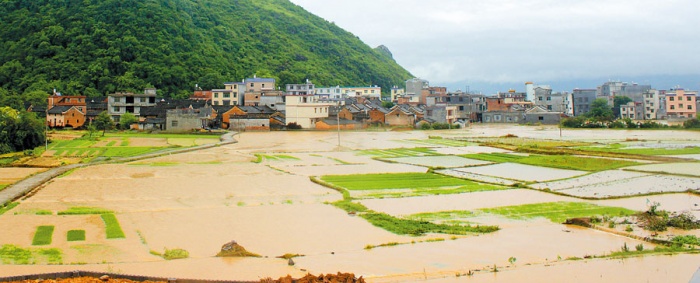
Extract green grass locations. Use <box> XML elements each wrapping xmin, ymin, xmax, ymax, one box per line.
<box><xmin>320</xmin><ymin>173</ymin><xmax>481</xmax><ymax>191</ymax></box>
<box><xmin>0</xmin><ymin>184</ymin><xmax>7</xmax><ymax>191</ymax></box>
<box><xmin>0</xmin><ymin>202</ymin><xmax>19</xmax><ymax>215</ymax></box>
<box><xmin>163</xmin><ymin>248</ymin><xmax>190</xmax><ymax>260</ymax></box>
<box><xmin>578</xmin><ymin>144</ymin><xmax>700</xmax><ymax>156</ymax></box>
<box><xmin>0</xmin><ymin>244</ymin><xmax>62</xmax><ymax>264</ymax></box>
<box><xmin>101</xmin><ymin>213</ymin><xmax>126</xmax><ymax>239</ymax></box>
<box><xmin>360</xmin><ymin>213</ymin><xmax>498</xmax><ymax>236</ymax></box>
<box><xmin>101</xmin><ymin>147</ymin><xmax>164</xmax><ymax>157</ymax></box>
<box><xmin>363</xmin><ymin>185</ymin><xmax>509</xmax><ymax>199</ymax></box>
<box><xmin>256</xmin><ymin>154</ymin><xmax>300</xmax><ymax>161</ymax></box>
<box><xmin>105</xmin><ymin>133</ymin><xmax>221</xmax><ymax>139</ymax></box>
<box><xmin>462</xmin><ymin>153</ymin><xmax>640</xmax><ymax>171</ymax></box>
<box><xmin>57</xmin><ymin>207</ymin><xmax>113</xmax><ymax>215</ymax></box>
<box><xmin>331</xmin><ymin>200</ymin><xmax>369</xmax><ymax>213</ymax></box>
<box><xmin>468</xmin><ymin>137</ymin><xmax>591</xmax><ymax>148</ymax></box>
<box><xmin>67</xmin><ymin>230</ymin><xmax>86</xmax><ymax>241</ymax></box>
<box><xmin>407</xmin><ymin>210</ymin><xmax>477</xmax><ymax>223</ymax></box>
<box><xmin>478</xmin><ymin>202</ymin><xmax>636</xmax><ymax>223</ymax></box>
<box><xmin>32</xmin><ymin>226</ymin><xmax>55</xmax><ymax>246</ymax></box>
<box><xmin>359</xmin><ymin>147</ymin><xmax>438</xmax><ymax>158</ymax></box>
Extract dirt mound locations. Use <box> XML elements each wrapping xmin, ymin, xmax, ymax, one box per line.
<box><xmin>264</xmin><ymin>273</ymin><xmax>365</xmax><ymax>283</ymax></box>
<box><xmin>564</xmin><ymin>217</ymin><xmax>592</xmax><ymax>227</ymax></box>
<box><xmin>3</xmin><ymin>277</ymin><xmax>165</xmax><ymax>283</ymax></box>
<box><xmin>216</xmin><ymin>240</ymin><xmax>261</xmax><ymax>257</ymax></box>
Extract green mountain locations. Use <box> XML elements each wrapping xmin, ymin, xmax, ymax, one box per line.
<box><xmin>0</xmin><ymin>0</ymin><xmax>412</xmax><ymax>104</ymax></box>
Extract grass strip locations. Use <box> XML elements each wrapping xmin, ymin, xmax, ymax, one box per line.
<box><xmin>360</xmin><ymin>213</ymin><xmax>498</xmax><ymax>236</ymax></box>
<box><xmin>320</xmin><ymin>173</ymin><xmax>478</xmax><ymax>191</ymax></box>
<box><xmin>0</xmin><ymin>202</ymin><xmax>19</xmax><ymax>215</ymax></box>
<box><xmin>32</xmin><ymin>226</ymin><xmax>55</xmax><ymax>246</ymax></box>
<box><xmin>57</xmin><ymin>207</ymin><xmax>113</xmax><ymax>215</ymax></box>
<box><xmin>101</xmin><ymin>213</ymin><xmax>126</xmax><ymax>239</ymax></box>
<box><xmin>67</xmin><ymin>230</ymin><xmax>86</xmax><ymax>241</ymax></box>
<box><xmin>479</xmin><ymin>202</ymin><xmax>636</xmax><ymax>223</ymax></box>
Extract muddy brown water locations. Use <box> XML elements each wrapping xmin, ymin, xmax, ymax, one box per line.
<box><xmin>2</xmin><ymin>126</ymin><xmax>700</xmax><ymax>282</ymax></box>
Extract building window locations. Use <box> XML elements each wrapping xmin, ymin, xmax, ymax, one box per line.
<box><xmin>262</xmin><ymin>84</ymin><xmax>265</xmax><ymax>88</ymax></box>
<box><xmin>546</xmin><ymin>97</ymin><xmax>551</xmax><ymax>101</ymax></box>
<box><xmin>670</xmin><ymin>105</ymin><xmax>675</xmax><ymax>110</ymax></box>
<box><xmin>224</xmin><ymin>93</ymin><xmax>230</xmax><ymax>98</ymax></box>
<box><xmin>538</xmin><ymin>97</ymin><xmax>543</xmax><ymax>101</ymax></box>
<box><xmin>547</xmin><ymin>105</ymin><xmax>553</xmax><ymax>110</ymax></box>
<box><xmin>113</xmin><ymin>106</ymin><xmax>120</xmax><ymax>112</ymax></box>
<box><xmin>250</xmin><ymin>83</ymin><xmax>254</xmax><ymax>87</ymax></box>
<box><xmin>670</xmin><ymin>97</ymin><xmax>675</xmax><ymax>101</ymax></box>
<box><xmin>689</xmin><ymin>105</ymin><xmax>693</xmax><ymax>110</ymax></box>
<box><xmin>171</xmin><ymin>120</ymin><xmax>178</xmax><ymax>127</ymax></box>
<box><xmin>538</xmin><ymin>116</ymin><xmax>544</xmax><ymax>121</ymax></box>
<box><xmin>688</xmin><ymin>96</ymin><xmax>692</xmax><ymax>101</ymax></box>
<box><xmin>214</xmin><ymin>93</ymin><xmax>219</xmax><ymax>98</ymax></box>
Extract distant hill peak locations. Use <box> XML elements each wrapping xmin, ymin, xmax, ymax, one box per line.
<box><xmin>374</xmin><ymin>45</ymin><xmax>394</xmax><ymax>61</ymax></box>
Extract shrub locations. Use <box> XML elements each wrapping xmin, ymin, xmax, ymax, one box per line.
<box><xmin>286</xmin><ymin>122</ymin><xmax>302</xmax><ymax>130</ymax></box>
<box><xmin>163</xmin><ymin>248</ymin><xmax>189</xmax><ymax>260</ymax></box>
<box><xmin>684</xmin><ymin>118</ymin><xmax>700</xmax><ymax>129</ymax></box>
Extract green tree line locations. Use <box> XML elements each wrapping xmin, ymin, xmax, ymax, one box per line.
<box><xmin>0</xmin><ymin>0</ymin><xmax>412</xmax><ymax>109</ymax></box>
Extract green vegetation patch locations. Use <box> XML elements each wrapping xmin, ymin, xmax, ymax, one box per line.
<box><xmin>468</xmin><ymin>137</ymin><xmax>591</xmax><ymax>148</ymax></box>
<box><xmin>256</xmin><ymin>154</ymin><xmax>300</xmax><ymax>161</ymax></box>
<box><xmin>32</xmin><ymin>226</ymin><xmax>55</xmax><ymax>246</ymax></box>
<box><xmin>58</xmin><ymin>207</ymin><xmax>113</xmax><ymax>215</ymax></box>
<box><xmin>101</xmin><ymin>214</ymin><xmax>126</xmax><ymax>239</ymax></box>
<box><xmin>578</xmin><ymin>144</ymin><xmax>700</xmax><ymax>156</ymax></box>
<box><xmin>359</xmin><ymin>147</ymin><xmax>438</xmax><ymax>158</ymax></box>
<box><xmin>67</xmin><ymin>230</ymin><xmax>86</xmax><ymax>242</ymax></box>
<box><xmin>151</xmin><ymin>248</ymin><xmax>190</xmax><ymax>260</ymax></box>
<box><xmin>462</xmin><ymin>153</ymin><xmax>639</xmax><ymax>171</ymax></box>
<box><xmin>0</xmin><ymin>184</ymin><xmax>7</xmax><ymax>191</ymax></box>
<box><xmin>321</xmin><ymin>173</ymin><xmax>476</xmax><ymax>191</ymax></box>
<box><xmin>0</xmin><ymin>244</ymin><xmax>62</xmax><ymax>264</ymax></box>
<box><xmin>479</xmin><ymin>202</ymin><xmax>636</xmax><ymax>223</ymax></box>
<box><xmin>360</xmin><ymin>213</ymin><xmax>498</xmax><ymax>236</ymax></box>
<box><xmin>0</xmin><ymin>202</ymin><xmax>19</xmax><ymax>215</ymax></box>
<box><xmin>101</xmin><ymin>147</ymin><xmax>164</xmax><ymax>157</ymax></box>
<box><xmin>407</xmin><ymin>210</ymin><xmax>477</xmax><ymax>224</ymax></box>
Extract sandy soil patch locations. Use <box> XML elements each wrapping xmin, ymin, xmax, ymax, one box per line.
<box><xmin>386</xmin><ymin>156</ymin><xmax>491</xmax><ymax>168</ymax></box>
<box><xmin>452</xmin><ymin>163</ymin><xmax>587</xmax><ymax>182</ymax></box>
<box><xmin>626</xmin><ymin>162</ymin><xmax>700</xmax><ymax>177</ymax></box>
<box><xmin>0</xmin><ymin>168</ymin><xmax>47</xmax><ymax>184</ymax></box>
<box><xmin>271</xmin><ymin>159</ymin><xmax>427</xmax><ymax>176</ymax></box>
<box><xmin>295</xmin><ymin>219</ymin><xmax>649</xmax><ymax>281</ymax></box>
<box><xmin>125</xmin><ymin>138</ymin><xmax>169</xmax><ymax>147</ymax></box>
<box><xmin>431</xmin><ymin>146</ymin><xmax>511</xmax><ymax>155</ymax></box>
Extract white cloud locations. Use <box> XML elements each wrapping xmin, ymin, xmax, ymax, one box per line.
<box><xmin>290</xmin><ymin>0</ymin><xmax>700</xmax><ymax>91</ymax></box>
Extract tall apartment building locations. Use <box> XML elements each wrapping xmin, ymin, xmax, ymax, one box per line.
<box><xmin>571</xmin><ymin>89</ymin><xmax>597</xmax><ymax>116</ymax></box>
<box><xmin>643</xmin><ymin>90</ymin><xmax>660</xmax><ymax>120</ymax></box>
<box><xmin>286</xmin><ymin>80</ymin><xmax>315</xmax><ymax>96</ymax></box>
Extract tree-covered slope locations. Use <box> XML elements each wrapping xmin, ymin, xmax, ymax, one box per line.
<box><xmin>0</xmin><ymin>0</ymin><xmax>412</xmax><ymax>102</ymax></box>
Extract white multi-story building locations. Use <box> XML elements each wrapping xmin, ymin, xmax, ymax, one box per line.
<box><xmin>285</xmin><ymin>94</ymin><xmax>333</xmax><ymax>129</ymax></box>
<box><xmin>314</xmin><ymin>85</ymin><xmax>381</xmax><ymax>99</ymax></box>
<box><xmin>286</xmin><ymin>80</ymin><xmax>315</xmax><ymax>96</ymax></box>
<box><xmin>107</xmin><ymin>88</ymin><xmax>157</xmax><ymax>121</ymax></box>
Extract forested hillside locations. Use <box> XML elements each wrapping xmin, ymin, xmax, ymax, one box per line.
<box><xmin>0</xmin><ymin>0</ymin><xmax>412</xmax><ymax>108</ymax></box>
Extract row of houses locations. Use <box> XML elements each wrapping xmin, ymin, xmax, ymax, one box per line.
<box><xmin>35</xmin><ymin>76</ymin><xmax>699</xmax><ymax>131</ymax></box>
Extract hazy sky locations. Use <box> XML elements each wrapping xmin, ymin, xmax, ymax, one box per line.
<box><xmin>289</xmin><ymin>0</ymin><xmax>700</xmax><ymax>93</ymax></box>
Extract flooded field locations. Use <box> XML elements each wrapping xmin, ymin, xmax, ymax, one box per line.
<box><xmin>1</xmin><ymin>124</ymin><xmax>700</xmax><ymax>282</ymax></box>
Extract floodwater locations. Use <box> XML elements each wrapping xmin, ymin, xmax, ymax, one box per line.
<box><xmin>2</xmin><ymin>125</ymin><xmax>700</xmax><ymax>282</ymax></box>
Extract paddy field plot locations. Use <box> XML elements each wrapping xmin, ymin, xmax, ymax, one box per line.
<box><xmin>402</xmin><ymin>138</ymin><xmax>476</xmax><ymax>147</ymax></box>
<box><xmin>624</xmin><ymin>162</ymin><xmax>700</xmax><ymax>177</ymax></box>
<box><xmin>577</xmin><ymin>143</ymin><xmax>700</xmax><ymax>156</ymax></box>
<box><xmin>462</xmin><ymin>153</ymin><xmax>640</xmax><ymax>172</ymax></box>
<box><xmin>436</xmin><ymin>169</ymin><xmax>518</xmax><ymax>186</ymax></box>
<box><xmin>319</xmin><ymin>172</ymin><xmax>507</xmax><ymax>198</ymax></box>
<box><xmin>453</xmin><ymin>163</ymin><xmax>587</xmax><ymax>182</ymax></box>
<box><xmin>385</xmin><ymin>155</ymin><xmax>491</xmax><ymax>168</ymax></box>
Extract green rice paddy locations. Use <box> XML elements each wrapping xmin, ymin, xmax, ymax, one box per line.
<box><xmin>478</xmin><ymin>202</ymin><xmax>636</xmax><ymax>223</ymax></box>
<box><xmin>0</xmin><ymin>244</ymin><xmax>62</xmax><ymax>264</ymax></box>
<box><xmin>405</xmin><ymin>138</ymin><xmax>475</xmax><ymax>147</ymax></box>
<box><xmin>462</xmin><ymin>153</ymin><xmax>640</xmax><ymax>171</ymax></box>
<box><xmin>321</xmin><ymin>173</ymin><xmax>480</xmax><ymax>191</ymax></box>
<box><xmin>57</xmin><ymin>207</ymin><xmax>113</xmax><ymax>215</ymax></box>
<box><xmin>577</xmin><ymin>144</ymin><xmax>700</xmax><ymax>156</ymax></box>
<box><xmin>67</xmin><ymin>230</ymin><xmax>86</xmax><ymax>242</ymax></box>
<box><xmin>32</xmin><ymin>226</ymin><xmax>55</xmax><ymax>246</ymax></box>
<box><xmin>101</xmin><ymin>214</ymin><xmax>126</xmax><ymax>239</ymax></box>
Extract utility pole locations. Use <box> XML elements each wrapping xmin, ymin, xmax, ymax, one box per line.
<box><xmin>336</xmin><ymin>102</ymin><xmax>341</xmax><ymax>149</ymax></box>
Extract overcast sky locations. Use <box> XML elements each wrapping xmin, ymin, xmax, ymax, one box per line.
<box><xmin>289</xmin><ymin>0</ymin><xmax>700</xmax><ymax>93</ymax></box>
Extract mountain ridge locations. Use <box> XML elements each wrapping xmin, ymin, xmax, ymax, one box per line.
<box><xmin>0</xmin><ymin>0</ymin><xmax>412</xmax><ymax>102</ymax></box>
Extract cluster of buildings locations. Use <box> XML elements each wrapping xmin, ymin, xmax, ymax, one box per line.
<box><xmin>32</xmin><ymin>76</ymin><xmax>698</xmax><ymax>132</ymax></box>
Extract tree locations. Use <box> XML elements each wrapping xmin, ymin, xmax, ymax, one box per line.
<box><xmin>119</xmin><ymin>112</ymin><xmax>138</xmax><ymax>130</ymax></box>
<box><xmin>613</xmin><ymin>96</ymin><xmax>633</xmax><ymax>109</ymax></box>
<box><xmin>586</xmin><ymin>98</ymin><xmax>614</xmax><ymax>122</ymax></box>
<box><xmin>381</xmin><ymin>101</ymin><xmax>395</xmax><ymax>108</ymax></box>
<box><xmin>0</xmin><ymin>107</ymin><xmax>45</xmax><ymax>154</ymax></box>
<box><xmin>93</xmin><ymin>111</ymin><xmax>114</xmax><ymax>136</ymax></box>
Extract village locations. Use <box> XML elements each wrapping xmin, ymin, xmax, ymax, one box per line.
<box><xmin>29</xmin><ymin>77</ymin><xmax>699</xmax><ymax>132</ymax></box>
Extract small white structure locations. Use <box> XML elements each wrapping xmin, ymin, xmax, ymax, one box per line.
<box><xmin>285</xmin><ymin>94</ymin><xmax>332</xmax><ymax>129</ymax></box>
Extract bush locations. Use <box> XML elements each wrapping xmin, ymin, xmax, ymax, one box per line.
<box><xmin>420</xmin><ymin>122</ymin><xmax>432</xmax><ymax>130</ymax></box>
<box><xmin>163</xmin><ymin>248</ymin><xmax>189</xmax><ymax>260</ymax></box>
<box><xmin>286</xmin><ymin>122</ymin><xmax>302</xmax><ymax>130</ymax></box>
<box><xmin>684</xmin><ymin>118</ymin><xmax>700</xmax><ymax>129</ymax></box>
<box><xmin>608</xmin><ymin>120</ymin><xmax>626</xmax><ymax>129</ymax></box>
